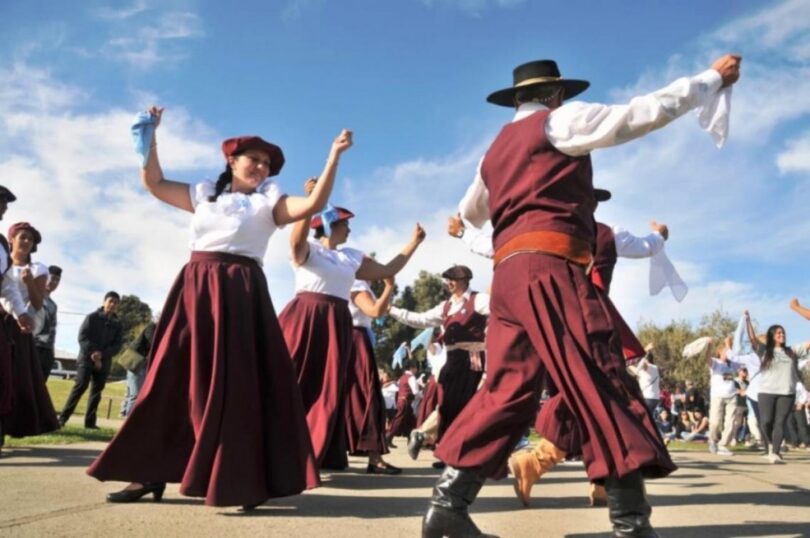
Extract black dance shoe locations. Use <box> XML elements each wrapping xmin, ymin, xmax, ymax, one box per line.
<box><xmin>106</xmin><ymin>483</ymin><xmax>166</xmax><ymax>503</ymax></box>
<box><xmin>367</xmin><ymin>462</ymin><xmax>403</xmax><ymax>475</ymax></box>
<box><xmin>408</xmin><ymin>431</ymin><xmax>426</xmax><ymax>460</ymax></box>
<box><xmin>431</xmin><ymin>461</ymin><xmax>446</xmax><ymax>470</ymax></box>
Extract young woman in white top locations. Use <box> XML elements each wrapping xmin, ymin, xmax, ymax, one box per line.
<box><xmin>279</xmin><ymin>195</ymin><xmax>425</xmax><ymax>471</ymax></box>
<box><xmin>345</xmin><ymin>277</ymin><xmax>402</xmax><ymax>474</ymax></box>
<box><xmin>0</xmin><ymin>222</ymin><xmax>59</xmax><ymax>440</ymax></box>
<box><xmin>744</xmin><ymin>311</ymin><xmax>810</xmax><ymax>463</ymax></box>
<box><xmin>88</xmin><ymin>106</ymin><xmax>352</xmax><ymax>509</ymax></box>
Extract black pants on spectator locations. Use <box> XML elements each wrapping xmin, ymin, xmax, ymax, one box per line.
<box><xmin>785</xmin><ymin>408</ymin><xmax>810</xmax><ymax>446</ymax></box>
<box><xmin>35</xmin><ymin>345</ymin><xmax>55</xmax><ymax>381</ymax></box>
<box><xmin>758</xmin><ymin>393</ymin><xmax>794</xmax><ymax>455</ymax></box>
<box><xmin>59</xmin><ymin>358</ymin><xmax>111</xmax><ymax>428</ymax></box>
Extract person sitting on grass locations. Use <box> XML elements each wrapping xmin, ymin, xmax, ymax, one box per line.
<box><xmin>655</xmin><ymin>407</ymin><xmax>678</xmax><ymax>445</ymax></box>
<box><xmin>681</xmin><ymin>409</ymin><xmax>710</xmax><ymax>442</ymax></box>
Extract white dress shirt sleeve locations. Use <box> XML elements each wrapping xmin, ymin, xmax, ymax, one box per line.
<box><xmin>612</xmin><ymin>227</ymin><xmax>665</xmax><ymax>259</ymax></box>
<box><xmin>474</xmin><ymin>292</ymin><xmax>491</xmax><ymax>317</ymax></box>
<box><xmin>547</xmin><ymin>69</ymin><xmax>724</xmax><ymax>157</ymax></box>
<box><xmin>408</xmin><ymin>374</ymin><xmax>421</xmax><ymax>397</ymax></box>
<box><xmin>461</xmin><ymin>223</ymin><xmax>494</xmax><ymax>259</ymax></box>
<box><xmin>458</xmin><ymin>158</ymin><xmax>490</xmax><ymax>227</ymax></box>
<box><xmin>389</xmin><ymin>303</ymin><xmax>445</xmax><ymax>329</ymax></box>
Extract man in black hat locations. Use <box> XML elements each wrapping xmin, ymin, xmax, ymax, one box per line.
<box><xmin>388</xmin><ymin>264</ymin><xmax>488</xmax><ymax>465</ymax></box>
<box><xmin>34</xmin><ymin>265</ymin><xmax>62</xmax><ymax>379</ymax></box>
<box><xmin>422</xmin><ymin>54</ymin><xmax>741</xmax><ymax>538</ymax></box>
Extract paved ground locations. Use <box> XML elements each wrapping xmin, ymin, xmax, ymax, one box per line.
<box><xmin>2</xmin><ymin>439</ymin><xmax>810</xmax><ymax>538</ymax></box>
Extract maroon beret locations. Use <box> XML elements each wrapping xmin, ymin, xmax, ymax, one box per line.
<box><xmin>310</xmin><ymin>207</ymin><xmax>355</xmax><ymax>229</ymax></box>
<box><xmin>221</xmin><ymin>136</ymin><xmax>285</xmax><ymax>177</ymax></box>
<box><xmin>8</xmin><ymin>222</ymin><xmax>42</xmax><ymax>253</ymax></box>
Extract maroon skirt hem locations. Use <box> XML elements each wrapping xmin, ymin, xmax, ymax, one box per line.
<box><xmin>345</xmin><ymin>327</ymin><xmax>388</xmax><ymax>456</ymax></box>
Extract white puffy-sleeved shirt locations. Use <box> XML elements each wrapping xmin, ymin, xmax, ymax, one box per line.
<box><xmin>293</xmin><ymin>241</ymin><xmax>365</xmax><ymax>301</ymax></box>
<box><xmin>0</xmin><ymin>262</ymin><xmax>49</xmax><ymax>315</ymax></box>
<box><xmin>349</xmin><ymin>280</ymin><xmax>375</xmax><ymax>328</ymax></box>
<box><xmin>0</xmin><ymin>243</ymin><xmax>27</xmax><ymax>317</ymax></box>
<box><xmin>188</xmin><ymin>179</ymin><xmax>285</xmax><ymax>263</ymax></box>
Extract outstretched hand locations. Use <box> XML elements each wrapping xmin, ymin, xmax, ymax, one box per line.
<box><xmin>790</xmin><ymin>298</ymin><xmax>801</xmax><ymax>310</ymax></box>
<box><xmin>330</xmin><ymin>129</ymin><xmax>353</xmax><ymax>158</ymax></box>
<box><xmin>711</xmin><ymin>54</ymin><xmax>742</xmax><ymax>88</ymax></box>
<box><xmin>412</xmin><ymin>223</ymin><xmax>427</xmax><ymax>245</ymax></box>
<box><xmin>448</xmin><ymin>214</ymin><xmax>465</xmax><ymax>238</ymax></box>
<box><xmin>304</xmin><ymin>177</ymin><xmax>318</xmax><ymax>196</ymax></box>
<box><xmin>147</xmin><ymin>105</ymin><xmax>164</xmax><ymax>128</ymax></box>
<box><xmin>650</xmin><ymin>220</ymin><xmax>669</xmax><ymax>240</ymax></box>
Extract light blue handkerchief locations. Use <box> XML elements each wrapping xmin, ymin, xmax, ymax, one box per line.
<box><xmin>131</xmin><ymin>111</ymin><xmax>157</xmax><ymax>167</ymax></box>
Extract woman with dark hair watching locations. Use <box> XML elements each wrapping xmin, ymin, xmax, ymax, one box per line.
<box><xmin>744</xmin><ymin>310</ymin><xmax>810</xmax><ymax>463</ymax></box>
<box><xmin>0</xmin><ymin>222</ymin><xmax>59</xmax><ymax>442</ymax></box>
<box><xmin>88</xmin><ymin>106</ymin><xmax>352</xmax><ymax>509</ymax></box>
<box><xmin>280</xmin><ymin>185</ymin><xmax>425</xmax><ymax>472</ymax></box>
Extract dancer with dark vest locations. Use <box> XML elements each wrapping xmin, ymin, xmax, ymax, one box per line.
<box><xmin>422</xmin><ymin>54</ymin><xmax>741</xmax><ymax>538</ymax></box>
<box><xmin>88</xmin><ymin>107</ymin><xmax>347</xmax><ymax>508</ymax></box>
<box><xmin>280</xmin><ymin>196</ymin><xmax>425</xmax><ymax>472</ymax></box>
<box><xmin>389</xmin><ymin>265</ymin><xmax>488</xmax><ymax>464</ymax></box>
<box><xmin>513</xmin><ymin>189</ymin><xmax>678</xmax><ymax>507</ymax></box>
<box><xmin>345</xmin><ymin>277</ymin><xmax>402</xmax><ymax>474</ymax></box>
<box><xmin>387</xmin><ymin>359</ymin><xmax>420</xmax><ymax>443</ymax></box>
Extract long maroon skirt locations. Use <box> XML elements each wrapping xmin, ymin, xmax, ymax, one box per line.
<box><xmin>434</xmin><ymin>253</ymin><xmax>675</xmax><ymax>481</ymax></box>
<box><xmin>0</xmin><ymin>313</ymin><xmax>59</xmax><ymax>437</ymax></box>
<box><xmin>87</xmin><ymin>252</ymin><xmax>319</xmax><ymax>507</ymax></box>
<box><xmin>436</xmin><ymin>349</ymin><xmax>483</xmax><ymax>441</ymax></box>
<box><xmin>0</xmin><ymin>314</ymin><xmax>13</xmax><ymax>418</ymax></box>
<box><xmin>279</xmin><ymin>292</ymin><xmax>353</xmax><ymax>469</ymax></box>
<box><xmin>344</xmin><ymin>327</ymin><xmax>388</xmax><ymax>455</ymax></box>
<box><xmin>416</xmin><ymin>375</ymin><xmax>439</xmax><ymax>427</ymax></box>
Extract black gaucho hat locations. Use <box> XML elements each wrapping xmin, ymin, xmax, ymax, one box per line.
<box><xmin>487</xmin><ymin>59</ymin><xmax>590</xmax><ymax>107</ymax></box>
<box><xmin>0</xmin><ymin>185</ymin><xmax>17</xmax><ymax>202</ymax></box>
<box><xmin>594</xmin><ymin>188</ymin><xmax>612</xmax><ymax>202</ymax></box>
<box><xmin>442</xmin><ymin>265</ymin><xmax>473</xmax><ymax>280</ymax></box>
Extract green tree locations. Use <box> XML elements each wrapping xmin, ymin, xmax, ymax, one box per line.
<box><xmin>111</xmin><ymin>295</ymin><xmax>153</xmax><ymax>377</ymax></box>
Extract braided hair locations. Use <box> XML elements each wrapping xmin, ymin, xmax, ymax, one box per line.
<box><xmin>208</xmin><ymin>164</ymin><xmax>234</xmax><ymax>202</ymax></box>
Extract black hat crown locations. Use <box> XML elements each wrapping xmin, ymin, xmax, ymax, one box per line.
<box><xmin>512</xmin><ymin>60</ymin><xmax>562</xmax><ymax>87</ymax></box>
<box><xmin>487</xmin><ymin>59</ymin><xmax>589</xmax><ymax>107</ymax></box>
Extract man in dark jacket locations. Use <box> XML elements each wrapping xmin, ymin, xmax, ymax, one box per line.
<box><xmin>59</xmin><ymin>291</ymin><xmax>123</xmax><ymax>429</ymax></box>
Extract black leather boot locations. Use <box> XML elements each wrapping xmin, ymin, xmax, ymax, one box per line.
<box><xmin>605</xmin><ymin>471</ymin><xmax>658</xmax><ymax>538</ymax></box>
<box><xmin>421</xmin><ymin>466</ymin><xmax>497</xmax><ymax>538</ymax></box>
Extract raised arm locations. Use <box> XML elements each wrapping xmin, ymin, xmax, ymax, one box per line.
<box><xmin>140</xmin><ymin>107</ymin><xmax>195</xmax><ymax>213</ymax></box>
<box><xmin>355</xmin><ymin>224</ymin><xmax>426</xmax><ymax>281</ymax></box>
<box><xmin>743</xmin><ymin>310</ymin><xmax>762</xmax><ymax>354</ymax></box>
<box><xmin>613</xmin><ymin>221</ymin><xmax>667</xmax><ymax>259</ymax></box>
<box><xmin>352</xmin><ymin>278</ymin><xmax>395</xmax><ymax>319</ymax></box>
<box><xmin>704</xmin><ymin>337</ymin><xmax>716</xmax><ymax>368</ymax></box>
<box><xmin>273</xmin><ymin>130</ymin><xmax>353</xmax><ymax>226</ymax></box>
<box><xmin>790</xmin><ymin>298</ymin><xmax>810</xmax><ymax>321</ymax></box>
<box><xmin>289</xmin><ymin>178</ymin><xmax>318</xmax><ymax>267</ymax></box>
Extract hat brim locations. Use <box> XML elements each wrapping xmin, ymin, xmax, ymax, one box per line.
<box><xmin>594</xmin><ymin>188</ymin><xmax>612</xmax><ymax>202</ymax></box>
<box><xmin>486</xmin><ymin>79</ymin><xmax>590</xmax><ymax>108</ymax></box>
<box><xmin>310</xmin><ymin>208</ymin><xmax>355</xmax><ymax>229</ymax></box>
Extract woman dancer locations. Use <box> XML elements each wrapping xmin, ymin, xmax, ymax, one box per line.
<box><xmin>345</xmin><ymin>277</ymin><xmax>401</xmax><ymax>474</ymax></box>
<box><xmin>88</xmin><ymin>106</ymin><xmax>351</xmax><ymax>508</ymax></box>
<box><xmin>744</xmin><ymin>311</ymin><xmax>809</xmax><ymax>463</ymax></box>
<box><xmin>0</xmin><ymin>222</ymin><xmax>59</xmax><ymax>442</ymax></box>
<box><xmin>280</xmin><ymin>195</ymin><xmax>425</xmax><ymax>471</ymax></box>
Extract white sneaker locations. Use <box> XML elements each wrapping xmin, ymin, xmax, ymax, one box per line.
<box><xmin>708</xmin><ymin>441</ymin><xmax>718</xmax><ymax>454</ymax></box>
<box><xmin>768</xmin><ymin>452</ymin><xmax>784</xmax><ymax>464</ymax></box>
<box><xmin>717</xmin><ymin>446</ymin><xmax>734</xmax><ymax>456</ymax></box>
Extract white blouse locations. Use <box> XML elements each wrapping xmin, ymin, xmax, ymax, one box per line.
<box><xmin>188</xmin><ymin>179</ymin><xmax>285</xmax><ymax>263</ymax></box>
<box><xmin>0</xmin><ymin>262</ymin><xmax>48</xmax><ymax>318</ymax></box>
<box><xmin>0</xmin><ymin>244</ymin><xmax>27</xmax><ymax>316</ymax></box>
<box><xmin>349</xmin><ymin>280</ymin><xmax>375</xmax><ymax>328</ymax></box>
<box><xmin>293</xmin><ymin>240</ymin><xmax>365</xmax><ymax>300</ymax></box>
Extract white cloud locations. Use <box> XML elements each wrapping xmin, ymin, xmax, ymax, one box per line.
<box><xmin>101</xmin><ymin>11</ymin><xmax>204</xmax><ymax>69</ymax></box>
<box><xmin>94</xmin><ymin>1</ymin><xmax>149</xmax><ymax>21</ymax></box>
<box><xmin>777</xmin><ymin>130</ymin><xmax>810</xmax><ymax>173</ymax></box>
<box><xmin>712</xmin><ymin>0</ymin><xmax>810</xmax><ymax>60</ymax></box>
<box><xmin>421</xmin><ymin>0</ymin><xmax>526</xmax><ymax>15</ymax></box>
<box><xmin>281</xmin><ymin>0</ymin><xmax>327</xmax><ymax>22</ymax></box>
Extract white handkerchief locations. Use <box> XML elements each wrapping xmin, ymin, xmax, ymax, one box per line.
<box><xmin>649</xmin><ymin>248</ymin><xmax>688</xmax><ymax>302</ymax></box>
<box><xmin>683</xmin><ymin>336</ymin><xmax>713</xmax><ymax>358</ymax></box>
<box><xmin>697</xmin><ymin>86</ymin><xmax>732</xmax><ymax>148</ymax></box>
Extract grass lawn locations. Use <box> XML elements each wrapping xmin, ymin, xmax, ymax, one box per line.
<box><xmin>2</xmin><ymin>378</ymin><xmax>127</xmax><ymax>447</ymax></box>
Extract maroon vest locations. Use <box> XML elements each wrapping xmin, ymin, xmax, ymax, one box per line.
<box><xmin>397</xmin><ymin>373</ymin><xmax>414</xmax><ymax>403</ymax></box>
<box><xmin>480</xmin><ymin>110</ymin><xmax>596</xmax><ymax>251</ymax></box>
<box><xmin>441</xmin><ymin>292</ymin><xmax>487</xmax><ymax>345</ymax></box>
<box><xmin>593</xmin><ymin>222</ymin><xmax>618</xmax><ymax>294</ymax></box>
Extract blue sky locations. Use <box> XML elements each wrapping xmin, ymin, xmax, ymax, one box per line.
<box><xmin>1</xmin><ymin>0</ymin><xmax>809</xmax><ymax>354</ymax></box>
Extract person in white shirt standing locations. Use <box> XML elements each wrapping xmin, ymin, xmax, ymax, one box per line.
<box><xmin>632</xmin><ymin>345</ymin><xmax>662</xmax><ymax>416</ymax></box>
<box><xmin>706</xmin><ymin>338</ymin><xmax>741</xmax><ymax>456</ymax></box>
